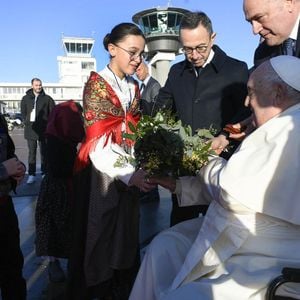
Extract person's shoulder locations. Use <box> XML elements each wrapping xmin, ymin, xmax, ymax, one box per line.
<box><xmin>169</xmin><ymin>60</ymin><xmax>187</xmax><ymax>72</ymax></box>
<box><xmin>225</xmin><ymin>55</ymin><xmax>248</xmax><ymax>69</ymax></box>
<box><xmin>165</xmin><ymin>60</ymin><xmax>189</xmax><ymax>80</ymax></box>
<box><xmin>216</xmin><ymin>46</ymin><xmax>247</xmax><ymax>67</ymax></box>
<box><xmin>40</xmin><ymin>89</ymin><xmax>54</xmax><ymax>100</ymax></box>
<box><xmin>22</xmin><ymin>89</ymin><xmax>33</xmax><ymax>99</ymax></box>
<box><xmin>44</xmin><ymin>93</ymin><xmax>54</xmax><ymax>102</ymax></box>
<box><xmin>253</xmin><ymin>41</ymin><xmax>279</xmax><ymax>67</ymax></box>
<box><xmin>149</xmin><ymin>76</ymin><xmax>161</xmax><ymax>87</ymax></box>
<box><xmin>215</xmin><ymin>48</ymin><xmax>248</xmax><ymax>74</ymax></box>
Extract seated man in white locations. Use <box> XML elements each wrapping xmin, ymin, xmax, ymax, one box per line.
<box><xmin>129</xmin><ymin>55</ymin><xmax>300</xmax><ymax>300</ymax></box>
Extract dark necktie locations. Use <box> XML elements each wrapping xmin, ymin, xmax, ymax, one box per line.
<box><xmin>196</xmin><ymin>67</ymin><xmax>203</xmax><ymax>77</ymax></box>
<box><xmin>282</xmin><ymin>38</ymin><xmax>296</xmax><ymax>56</ymax></box>
<box><xmin>140</xmin><ymin>83</ymin><xmax>145</xmax><ymax>94</ymax></box>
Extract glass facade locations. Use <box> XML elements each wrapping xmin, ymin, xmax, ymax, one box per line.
<box><xmin>81</xmin><ymin>61</ymin><xmax>95</xmax><ymax>70</ymax></box>
<box><xmin>65</xmin><ymin>42</ymin><xmax>93</xmax><ymax>54</ymax></box>
<box><xmin>139</xmin><ymin>12</ymin><xmax>183</xmax><ymax>36</ymax></box>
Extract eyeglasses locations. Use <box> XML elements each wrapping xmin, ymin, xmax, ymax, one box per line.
<box><xmin>114</xmin><ymin>44</ymin><xmax>145</xmax><ymax>61</ymax></box>
<box><xmin>182</xmin><ymin>45</ymin><xmax>209</xmax><ymax>55</ymax></box>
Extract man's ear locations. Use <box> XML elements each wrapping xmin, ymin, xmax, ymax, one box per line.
<box><xmin>273</xmin><ymin>83</ymin><xmax>285</xmax><ymax>107</ymax></box>
<box><xmin>211</xmin><ymin>32</ymin><xmax>217</xmax><ymax>44</ymax></box>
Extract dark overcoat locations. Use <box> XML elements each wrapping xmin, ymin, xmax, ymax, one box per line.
<box><xmin>154</xmin><ymin>45</ymin><xmax>249</xmax><ymax>133</ymax></box>
<box><xmin>21</xmin><ymin>89</ymin><xmax>55</xmax><ymax>140</ymax></box>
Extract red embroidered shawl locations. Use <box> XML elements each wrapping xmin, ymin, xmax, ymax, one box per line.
<box><xmin>74</xmin><ymin>71</ymin><xmax>141</xmax><ymax>172</ymax></box>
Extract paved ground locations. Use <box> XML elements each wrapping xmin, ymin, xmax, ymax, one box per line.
<box><xmin>7</xmin><ymin>128</ymin><xmax>172</xmax><ymax>300</ymax></box>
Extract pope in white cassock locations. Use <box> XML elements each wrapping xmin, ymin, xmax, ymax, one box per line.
<box><xmin>129</xmin><ymin>55</ymin><xmax>300</xmax><ymax>300</ymax></box>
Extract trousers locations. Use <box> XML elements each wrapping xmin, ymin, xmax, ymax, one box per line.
<box><xmin>27</xmin><ymin>138</ymin><xmax>47</xmax><ymax>175</ymax></box>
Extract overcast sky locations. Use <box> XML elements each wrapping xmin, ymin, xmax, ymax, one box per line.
<box><xmin>0</xmin><ymin>0</ymin><xmax>259</xmax><ymax>83</ymax></box>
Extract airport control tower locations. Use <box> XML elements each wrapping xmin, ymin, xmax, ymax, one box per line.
<box><xmin>57</xmin><ymin>36</ymin><xmax>97</xmax><ymax>85</ymax></box>
<box><xmin>133</xmin><ymin>6</ymin><xmax>190</xmax><ymax>85</ymax></box>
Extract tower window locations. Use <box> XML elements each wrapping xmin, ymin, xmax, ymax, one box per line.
<box><xmin>81</xmin><ymin>62</ymin><xmax>94</xmax><ymax>70</ymax></box>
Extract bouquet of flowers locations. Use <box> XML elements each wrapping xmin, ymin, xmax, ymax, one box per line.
<box><xmin>115</xmin><ymin>111</ymin><xmax>216</xmax><ymax>177</ymax></box>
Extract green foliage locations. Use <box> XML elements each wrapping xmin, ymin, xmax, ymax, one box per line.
<box><xmin>115</xmin><ymin>111</ymin><xmax>216</xmax><ymax>177</ymax></box>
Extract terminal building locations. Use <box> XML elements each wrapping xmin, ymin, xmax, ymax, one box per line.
<box><xmin>0</xmin><ymin>36</ymin><xmax>96</xmax><ymax>113</ymax></box>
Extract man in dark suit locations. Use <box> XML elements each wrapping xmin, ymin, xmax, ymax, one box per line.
<box><xmin>136</xmin><ymin>61</ymin><xmax>161</xmax><ymax>116</ymax></box>
<box><xmin>243</xmin><ymin>0</ymin><xmax>300</xmax><ymax>66</ymax></box>
<box><xmin>136</xmin><ymin>61</ymin><xmax>161</xmax><ymax>202</ymax></box>
<box><xmin>153</xmin><ymin>11</ymin><xmax>249</xmax><ymax>226</ymax></box>
<box><xmin>21</xmin><ymin>78</ymin><xmax>55</xmax><ymax>184</ymax></box>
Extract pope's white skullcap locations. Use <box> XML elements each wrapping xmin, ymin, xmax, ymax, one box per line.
<box><xmin>270</xmin><ymin>55</ymin><xmax>300</xmax><ymax>92</ymax></box>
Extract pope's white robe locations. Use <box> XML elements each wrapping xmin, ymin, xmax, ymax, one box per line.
<box><xmin>129</xmin><ymin>103</ymin><xmax>300</xmax><ymax>300</ymax></box>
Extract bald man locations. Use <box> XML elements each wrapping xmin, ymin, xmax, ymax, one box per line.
<box><xmin>130</xmin><ymin>56</ymin><xmax>300</xmax><ymax>300</ymax></box>
<box><xmin>243</xmin><ymin>0</ymin><xmax>300</xmax><ymax>66</ymax></box>
<box><xmin>136</xmin><ymin>61</ymin><xmax>161</xmax><ymax>116</ymax></box>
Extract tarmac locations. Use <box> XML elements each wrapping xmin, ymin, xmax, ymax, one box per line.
<box><xmin>11</xmin><ymin>172</ymin><xmax>172</xmax><ymax>300</ymax></box>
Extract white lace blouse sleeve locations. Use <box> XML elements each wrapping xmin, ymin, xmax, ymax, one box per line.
<box><xmin>89</xmin><ymin>135</ymin><xmax>135</xmax><ymax>186</ymax></box>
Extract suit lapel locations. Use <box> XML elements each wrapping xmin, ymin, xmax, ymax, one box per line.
<box><xmin>141</xmin><ymin>78</ymin><xmax>153</xmax><ymax>98</ymax></box>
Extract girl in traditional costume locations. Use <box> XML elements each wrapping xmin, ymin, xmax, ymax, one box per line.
<box><xmin>68</xmin><ymin>23</ymin><xmax>154</xmax><ymax>300</ymax></box>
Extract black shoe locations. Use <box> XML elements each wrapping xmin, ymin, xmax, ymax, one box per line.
<box><xmin>48</xmin><ymin>260</ymin><xmax>66</xmax><ymax>282</ymax></box>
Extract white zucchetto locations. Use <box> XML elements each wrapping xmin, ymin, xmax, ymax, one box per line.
<box><xmin>270</xmin><ymin>55</ymin><xmax>300</xmax><ymax>92</ymax></box>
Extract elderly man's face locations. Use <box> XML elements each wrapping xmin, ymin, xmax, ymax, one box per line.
<box><xmin>245</xmin><ymin>64</ymin><xmax>276</xmax><ymax>127</ymax></box>
<box><xmin>243</xmin><ymin>0</ymin><xmax>297</xmax><ymax>46</ymax></box>
<box><xmin>180</xmin><ymin>24</ymin><xmax>216</xmax><ymax>68</ymax></box>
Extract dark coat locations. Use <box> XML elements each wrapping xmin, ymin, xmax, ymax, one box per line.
<box><xmin>0</xmin><ymin>114</ymin><xmax>26</xmax><ymax>299</ymax></box>
<box><xmin>154</xmin><ymin>45</ymin><xmax>249</xmax><ymax>133</ymax></box>
<box><xmin>0</xmin><ymin>114</ymin><xmax>17</xmax><ymax>195</ymax></box>
<box><xmin>140</xmin><ymin>76</ymin><xmax>161</xmax><ymax>116</ymax></box>
<box><xmin>253</xmin><ymin>22</ymin><xmax>300</xmax><ymax>67</ymax></box>
<box><xmin>21</xmin><ymin>88</ymin><xmax>55</xmax><ymax>140</ymax></box>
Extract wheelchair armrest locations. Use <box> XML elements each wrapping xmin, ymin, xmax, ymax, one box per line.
<box><xmin>282</xmin><ymin>268</ymin><xmax>300</xmax><ymax>282</ymax></box>
<box><xmin>266</xmin><ymin>268</ymin><xmax>300</xmax><ymax>300</ymax></box>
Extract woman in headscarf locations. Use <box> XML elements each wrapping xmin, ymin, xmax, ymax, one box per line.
<box><xmin>68</xmin><ymin>23</ymin><xmax>155</xmax><ymax>300</ymax></box>
<box><xmin>35</xmin><ymin>100</ymin><xmax>84</xmax><ymax>282</ymax></box>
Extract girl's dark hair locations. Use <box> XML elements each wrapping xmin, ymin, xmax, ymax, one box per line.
<box><xmin>103</xmin><ymin>22</ymin><xmax>145</xmax><ymax>51</ymax></box>
<box><xmin>180</xmin><ymin>11</ymin><xmax>213</xmax><ymax>35</ymax></box>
